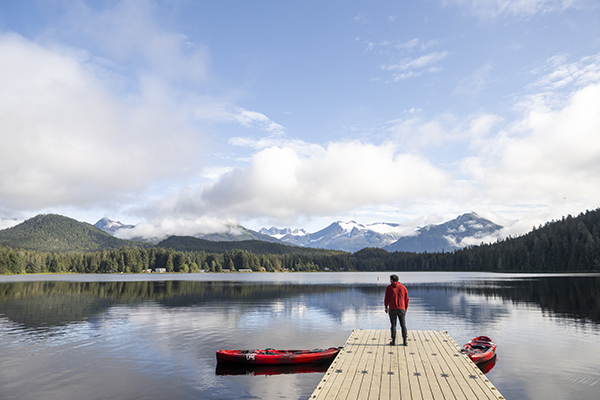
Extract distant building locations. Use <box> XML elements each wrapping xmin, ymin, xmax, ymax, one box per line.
<box><xmin>154</xmin><ymin>268</ymin><xmax>167</xmax><ymax>273</ymax></box>
<box><xmin>238</xmin><ymin>269</ymin><xmax>253</xmax><ymax>272</ymax></box>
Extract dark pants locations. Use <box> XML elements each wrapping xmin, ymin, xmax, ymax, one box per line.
<box><xmin>389</xmin><ymin>309</ymin><xmax>407</xmax><ymax>342</ymax></box>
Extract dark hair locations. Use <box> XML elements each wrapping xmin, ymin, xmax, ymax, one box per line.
<box><xmin>390</xmin><ymin>274</ymin><xmax>399</xmax><ymax>282</ymax></box>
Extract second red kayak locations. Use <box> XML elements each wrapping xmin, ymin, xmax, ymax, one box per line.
<box><xmin>216</xmin><ymin>347</ymin><xmax>342</xmax><ymax>365</ymax></box>
<box><xmin>462</xmin><ymin>336</ymin><xmax>496</xmax><ymax>364</ymax></box>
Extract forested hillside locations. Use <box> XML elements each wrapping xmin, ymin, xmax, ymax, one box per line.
<box><xmin>1</xmin><ymin>208</ymin><xmax>599</xmax><ymax>274</ymax></box>
<box><xmin>0</xmin><ymin>246</ymin><xmax>337</xmax><ymax>274</ymax></box>
<box><xmin>0</xmin><ymin>214</ymin><xmax>141</xmax><ymax>252</ymax></box>
<box><xmin>349</xmin><ymin>208</ymin><xmax>600</xmax><ymax>272</ymax></box>
<box><xmin>157</xmin><ymin>236</ymin><xmax>342</xmax><ymax>255</ymax></box>
<box><xmin>452</xmin><ymin>208</ymin><xmax>600</xmax><ymax>272</ymax></box>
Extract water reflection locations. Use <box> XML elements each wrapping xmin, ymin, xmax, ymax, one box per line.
<box><xmin>477</xmin><ymin>354</ymin><xmax>497</xmax><ymax>374</ymax></box>
<box><xmin>456</xmin><ymin>276</ymin><xmax>600</xmax><ymax>324</ymax></box>
<box><xmin>215</xmin><ymin>362</ymin><xmax>331</xmax><ymax>376</ymax></box>
<box><xmin>0</xmin><ymin>274</ymin><xmax>599</xmax><ymax>400</ymax></box>
<box><xmin>1</xmin><ymin>276</ymin><xmax>599</xmax><ymax>330</ymax></box>
<box><xmin>0</xmin><ymin>281</ymin><xmax>347</xmax><ymax>330</ymax></box>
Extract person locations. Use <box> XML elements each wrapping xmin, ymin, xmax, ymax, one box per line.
<box><xmin>384</xmin><ymin>274</ymin><xmax>409</xmax><ymax>346</ymax></box>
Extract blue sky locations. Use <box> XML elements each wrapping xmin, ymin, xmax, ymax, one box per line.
<box><xmin>1</xmin><ymin>0</ymin><xmax>600</xmax><ymax>240</ymax></box>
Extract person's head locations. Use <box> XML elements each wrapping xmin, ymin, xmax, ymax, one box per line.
<box><xmin>390</xmin><ymin>274</ymin><xmax>399</xmax><ymax>282</ymax></box>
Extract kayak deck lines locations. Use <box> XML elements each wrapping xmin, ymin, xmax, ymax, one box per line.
<box><xmin>309</xmin><ymin>329</ymin><xmax>504</xmax><ymax>400</ymax></box>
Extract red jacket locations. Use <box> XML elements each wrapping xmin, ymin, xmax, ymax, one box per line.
<box><xmin>384</xmin><ymin>281</ymin><xmax>409</xmax><ymax>310</ymax></box>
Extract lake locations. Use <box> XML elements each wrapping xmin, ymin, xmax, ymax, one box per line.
<box><xmin>1</xmin><ymin>272</ymin><xmax>599</xmax><ymax>400</ymax></box>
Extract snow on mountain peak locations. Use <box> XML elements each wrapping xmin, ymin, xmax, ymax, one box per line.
<box><xmin>258</xmin><ymin>226</ymin><xmax>308</xmax><ymax>239</ymax></box>
<box><xmin>94</xmin><ymin>217</ymin><xmax>134</xmax><ymax>235</ymax></box>
<box><xmin>337</xmin><ymin>221</ymin><xmax>363</xmax><ymax>232</ymax></box>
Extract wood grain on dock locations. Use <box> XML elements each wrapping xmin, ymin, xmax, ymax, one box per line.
<box><xmin>309</xmin><ymin>329</ymin><xmax>504</xmax><ymax>400</ymax></box>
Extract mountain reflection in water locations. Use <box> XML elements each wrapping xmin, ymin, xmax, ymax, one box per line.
<box><xmin>1</xmin><ymin>276</ymin><xmax>599</xmax><ymax>330</ymax></box>
<box><xmin>0</xmin><ymin>273</ymin><xmax>599</xmax><ymax>400</ymax></box>
<box><xmin>0</xmin><ymin>281</ymin><xmax>350</xmax><ymax>329</ymax></box>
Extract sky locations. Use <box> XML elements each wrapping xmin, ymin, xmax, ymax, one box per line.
<box><xmin>1</xmin><ymin>0</ymin><xmax>600</xmax><ymax>241</ymax></box>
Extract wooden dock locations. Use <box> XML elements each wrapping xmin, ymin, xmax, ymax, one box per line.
<box><xmin>309</xmin><ymin>330</ymin><xmax>504</xmax><ymax>400</ymax></box>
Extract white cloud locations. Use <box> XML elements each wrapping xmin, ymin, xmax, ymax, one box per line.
<box><xmin>114</xmin><ymin>216</ymin><xmax>235</xmax><ymax>242</ymax></box>
<box><xmin>442</xmin><ymin>0</ymin><xmax>582</xmax><ymax>19</ymax></box>
<box><xmin>0</xmin><ymin>4</ymin><xmax>283</xmax><ymax>217</ymax></box>
<box><xmin>60</xmin><ymin>0</ymin><xmax>210</xmax><ymax>84</ymax></box>
<box><xmin>364</xmin><ymin>38</ymin><xmax>439</xmax><ymax>53</ymax></box>
<box><xmin>0</xmin><ymin>34</ymin><xmax>202</xmax><ymax>211</ymax></box>
<box><xmin>517</xmin><ymin>52</ymin><xmax>600</xmax><ymax>112</ymax></box>
<box><xmin>457</xmin><ymin>232</ymin><xmax>503</xmax><ymax>247</ymax></box>
<box><xmin>0</xmin><ymin>218</ymin><xmax>22</xmax><ymax>231</ymax></box>
<box><xmin>194</xmin><ymin>104</ymin><xmax>285</xmax><ymax>135</ymax></box>
<box><xmin>390</xmin><ymin>71</ymin><xmax>421</xmax><ymax>81</ymax></box>
<box><xmin>384</xmin><ymin>51</ymin><xmax>450</xmax><ymax>71</ymax></box>
<box><xmin>460</xmin><ymin>81</ymin><xmax>600</xmax><ymax>212</ymax></box>
<box><xmin>388</xmin><ymin>113</ymin><xmax>501</xmax><ymax>151</ymax></box>
<box><xmin>396</xmin><ymin>38</ymin><xmax>420</xmax><ymax>50</ymax></box>
<box><xmin>228</xmin><ymin>134</ymin><xmax>322</xmax><ymax>155</ymax></box>
<box><xmin>160</xmin><ymin>141</ymin><xmax>450</xmax><ymax>222</ymax></box>
<box><xmin>383</xmin><ymin>51</ymin><xmax>449</xmax><ymax>81</ymax></box>
<box><xmin>363</xmin><ymin>35</ymin><xmax>447</xmax><ymax>82</ymax></box>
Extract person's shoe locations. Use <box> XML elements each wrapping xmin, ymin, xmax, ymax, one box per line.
<box><xmin>389</xmin><ymin>340</ymin><xmax>395</xmax><ymax>346</ymax></box>
<box><xmin>403</xmin><ymin>338</ymin><xmax>408</xmax><ymax>346</ymax></box>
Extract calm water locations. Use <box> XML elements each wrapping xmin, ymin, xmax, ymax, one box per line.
<box><xmin>1</xmin><ymin>272</ymin><xmax>599</xmax><ymax>400</ymax></box>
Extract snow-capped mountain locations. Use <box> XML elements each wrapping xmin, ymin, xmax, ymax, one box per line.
<box><xmin>94</xmin><ymin>217</ymin><xmax>134</xmax><ymax>235</ymax></box>
<box><xmin>261</xmin><ymin>221</ymin><xmax>409</xmax><ymax>252</ymax></box>
<box><xmin>383</xmin><ymin>213</ymin><xmax>503</xmax><ymax>253</ymax></box>
<box><xmin>261</xmin><ymin>213</ymin><xmax>504</xmax><ymax>253</ymax></box>
<box><xmin>96</xmin><ymin>212</ymin><xmax>503</xmax><ymax>253</ymax></box>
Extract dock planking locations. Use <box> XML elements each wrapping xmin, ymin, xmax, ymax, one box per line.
<box><xmin>310</xmin><ymin>330</ymin><xmax>504</xmax><ymax>400</ymax></box>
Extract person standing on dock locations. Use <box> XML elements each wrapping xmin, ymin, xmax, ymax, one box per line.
<box><xmin>384</xmin><ymin>274</ymin><xmax>409</xmax><ymax>346</ymax></box>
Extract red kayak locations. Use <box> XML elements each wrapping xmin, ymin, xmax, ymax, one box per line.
<box><xmin>462</xmin><ymin>336</ymin><xmax>496</xmax><ymax>364</ymax></box>
<box><xmin>216</xmin><ymin>347</ymin><xmax>341</xmax><ymax>365</ymax></box>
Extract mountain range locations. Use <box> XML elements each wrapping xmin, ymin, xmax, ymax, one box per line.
<box><xmin>93</xmin><ymin>212</ymin><xmax>503</xmax><ymax>253</ymax></box>
<box><xmin>258</xmin><ymin>213</ymin><xmax>503</xmax><ymax>253</ymax></box>
<box><xmin>0</xmin><ymin>212</ymin><xmax>504</xmax><ymax>254</ymax></box>
<box><xmin>0</xmin><ymin>215</ymin><xmax>295</xmax><ymax>254</ymax></box>
<box><xmin>259</xmin><ymin>222</ymin><xmax>407</xmax><ymax>252</ymax></box>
